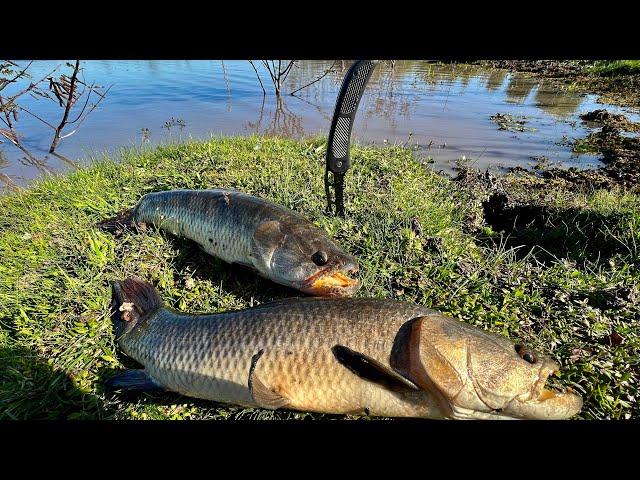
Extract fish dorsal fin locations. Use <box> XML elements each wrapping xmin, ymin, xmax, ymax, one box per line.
<box><xmin>332</xmin><ymin>345</ymin><xmax>419</xmax><ymax>392</ymax></box>
<box><xmin>247</xmin><ymin>349</ymin><xmax>290</xmax><ymax>410</ymax></box>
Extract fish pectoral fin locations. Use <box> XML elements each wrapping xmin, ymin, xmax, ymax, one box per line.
<box><xmin>331</xmin><ymin>345</ymin><xmax>420</xmax><ymax>392</ymax></box>
<box><xmin>251</xmin><ymin>220</ymin><xmax>283</xmax><ymax>266</ymax></box>
<box><xmin>247</xmin><ymin>349</ymin><xmax>291</xmax><ymax>410</ymax></box>
<box><xmin>105</xmin><ymin>369</ymin><xmax>164</xmax><ymax>392</ymax></box>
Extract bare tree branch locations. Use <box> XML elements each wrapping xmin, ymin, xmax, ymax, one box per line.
<box><xmin>248</xmin><ymin>60</ymin><xmax>266</xmax><ymax>95</ymax></box>
<box><xmin>58</xmin><ymin>84</ymin><xmax>112</xmax><ymax>140</ymax></box>
<box><xmin>3</xmin><ymin>64</ymin><xmax>62</xmax><ymax>109</ymax></box>
<box><xmin>256</xmin><ymin>60</ymin><xmax>297</xmax><ymax>96</ymax></box>
<box><xmin>49</xmin><ymin>60</ymin><xmax>80</xmax><ymax>153</ymax></box>
<box><xmin>68</xmin><ymin>82</ymin><xmax>95</xmax><ymax>124</ymax></box>
<box><xmin>16</xmin><ymin>104</ymin><xmax>58</xmax><ymax>129</ymax></box>
<box><xmin>0</xmin><ymin>171</ymin><xmax>21</xmax><ymax>192</ymax></box>
<box><xmin>0</xmin><ymin>60</ymin><xmax>33</xmax><ymax>93</ymax></box>
<box><xmin>290</xmin><ymin>61</ymin><xmax>337</xmax><ymax>96</ymax></box>
<box><xmin>0</xmin><ymin>60</ymin><xmax>110</xmax><ymax>178</ymax></box>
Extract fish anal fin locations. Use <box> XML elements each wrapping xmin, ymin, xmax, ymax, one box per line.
<box><xmin>250</xmin><ymin>374</ymin><xmax>291</xmax><ymax>410</ymax></box>
<box><xmin>247</xmin><ymin>349</ymin><xmax>291</xmax><ymax>410</ymax></box>
<box><xmin>332</xmin><ymin>345</ymin><xmax>419</xmax><ymax>392</ymax></box>
<box><xmin>105</xmin><ymin>369</ymin><xmax>164</xmax><ymax>392</ymax></box>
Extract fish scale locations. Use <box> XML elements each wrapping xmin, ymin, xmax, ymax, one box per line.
<box><xmin>118</xmin><ymin>297</ymin><xmax>441</xmax><ymax>417</ymax></box>
<box><xmin>134</xmin><ymin>190</ymin><xmax>257</xmax><ymax>264</ymax></box>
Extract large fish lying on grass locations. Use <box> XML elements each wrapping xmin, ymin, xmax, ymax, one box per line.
<box><xmin>107</xmin><ymin>277</ymin><xmax>583</xmax><ymax>420</ymax></box>
<box><xmin>99</xmin><ymin>189</ymin><xmax>359</xmax><ymax>296</ymax></box>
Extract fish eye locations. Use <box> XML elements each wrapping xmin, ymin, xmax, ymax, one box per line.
<box><xmin>515</xmin><ymin>344</ymin><xmax>537</xmax><ymax>364</ymax></box>
<box><xmin>311</xmin><ymin>250</ymin><xmax>328</xmax><ymax>266</ymax></box>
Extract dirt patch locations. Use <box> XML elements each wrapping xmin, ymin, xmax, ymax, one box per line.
<box><xmin>453</xmin><ymin>166</ymin><xmax>637</xmax><ymax>264</ymax></box>
<box><xmin>580</xmin><ymin>109</ymin><xmax>640</xmax><ymax>132</ymax></box>
<box><xmin>480</xmin><ymin>60</ymin><xmax>591</xmax><ymax>78</ymax></box>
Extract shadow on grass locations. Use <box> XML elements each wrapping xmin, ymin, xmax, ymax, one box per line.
<box><xmin>166</xmin><ymin>235</ymin><xmax>311</xmax><ymax>303</ymax></box>
<box><xmin>0</xmin><ymin>344</ymin><xmax>104</xmax><ymax>420</ymax></box>
<box><xmin>481</xmin><ymin>192</ymin><xmax>635</xmax><ymax>264</ymax></box>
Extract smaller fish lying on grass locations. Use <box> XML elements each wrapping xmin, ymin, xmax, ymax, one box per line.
<box><xmin>99</xmin><ymin>189</ymin><xmax>359</xmax><ymax>296</ymax></box>
<box><xmin>106</xmin><ymin>277</ymin><xmax>583</xmax><ymax>420</ymax></box>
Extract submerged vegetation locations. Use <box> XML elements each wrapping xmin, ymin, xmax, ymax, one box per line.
<box><xmin>0</xmin><ymin>136</ymin><xmax>638</xmax><ymax>420</ymax></box>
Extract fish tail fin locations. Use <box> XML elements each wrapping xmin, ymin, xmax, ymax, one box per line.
<box><xmin>97</xmin><ymin>207</ymin><xmax>136</xmax><ymax>236</ymax></box>
<box><xmin>111</xmin><ymin>277</ymin><xmax>163</xmax><ymax>337</ymax></box>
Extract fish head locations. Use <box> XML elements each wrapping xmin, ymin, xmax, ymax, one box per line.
<box><xmin>405</xmin><ymin>315</ymin><xmax>582</xmax><ymax>420</ymax></box>
<box><xmin>251</xmin><ymin>219</ymin><xmax>360</xmax><ymax>297</ymax></box>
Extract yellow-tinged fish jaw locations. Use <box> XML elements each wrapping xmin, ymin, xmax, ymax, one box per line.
<box><xmin>251</xmin><ymin>219</ymin><xmax>360</xmax><ymax>297</ymax></box>
<box><xmin>300</xmin><ymin>268</ymin><xmax>360</xmax><ymax>297</ymax></box>
<box><xmin>500</xmin><ymin>362</ymin><xmax>583</xmax><ymax>420</ymax></box>
<box><xmin>449</xmin><ymin>364</ymin><xmax>582</xmax><ymax>420</ymax></box>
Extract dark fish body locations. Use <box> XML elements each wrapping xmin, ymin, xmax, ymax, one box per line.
<box><xmin>104</xmin><ymin>189</ymin><xmax>359</xmax><ymax>296</ymax></box>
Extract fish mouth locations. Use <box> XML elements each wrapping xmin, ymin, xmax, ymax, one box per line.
<box><xmin>300</xmin><ymin>265</ymin><xmax>360</xmax><ymax>297</ymax></box>
<box><xmin>505</xmin><ymin>365</ymin><xmax>583</xmax><ymax>420</ymax></box>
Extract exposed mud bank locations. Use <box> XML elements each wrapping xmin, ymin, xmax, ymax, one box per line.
<box><xmin>477</xmin><ymin>60</ymin><xmax>640</xmax><ymax>108</ymax></box>
<box><xmin>540</xmin><ymin>109</ymin><xmax>640</xmax><ymax>192</ymax></box>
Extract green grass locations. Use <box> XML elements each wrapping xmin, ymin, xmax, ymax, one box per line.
<box><xmin>590</xmin><ymin>60</ymin><xmax>640</xmax><ymax>76</ymax></box>
<box><xmin>0</xmin><ymin>136</ymin><xmax>638</xmax><ymax>420</ymax></box>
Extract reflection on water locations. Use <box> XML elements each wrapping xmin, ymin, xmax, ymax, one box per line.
<box><xmin>534</xmin><ymin>82</ymin><xmax>584</xmax><ymax>119</ymax></box>
<box><xmin>505</xmin><ymin>73</ymin><xmax>539</xmax><ymax>104</ymax></box>
<box><xmin>2</xmin><ymin>60</ymin><xmax>639</xmax><ymax>188</ymax></box>
<box><xmin>245</xmin><ymin>97</ymin><xmax>305</xmax><ymax>138</ymax></box>
<box><xmin>485</xmin><ymin>70</ymin><xmax>508</xmax><ymax>91</ymax></box>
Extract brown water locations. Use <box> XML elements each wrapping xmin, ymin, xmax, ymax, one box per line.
<box><xmin>2</xmin><ymin>60</ymin><xmax>639</xmax><ymax>188</ymax></box>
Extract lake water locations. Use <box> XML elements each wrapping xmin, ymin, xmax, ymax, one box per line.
<box><xmin>2</xmin><ymin>60</ymin><xmax>639</xmax><ymax>188</ymax></box>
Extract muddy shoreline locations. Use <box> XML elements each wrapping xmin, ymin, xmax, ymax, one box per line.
<box><xmin>476</xmin><ymin>60</ymin><xmax>640</xmax><ymax>108</ymax></box>
<box><xmin>470</xmin><ymin>59</ymin><xmax>640</xmax><ymax>191</ymax></box>
<box><xmin>522</xmin><ymin>108</ymin><xmax>640</xmax><ymax>192</ymax></box>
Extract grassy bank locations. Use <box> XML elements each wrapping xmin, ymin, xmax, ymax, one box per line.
<box><xmin>0</xmin><ymin>136</ymin><xmax>638</xmax><ymax>419</ymax></box>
